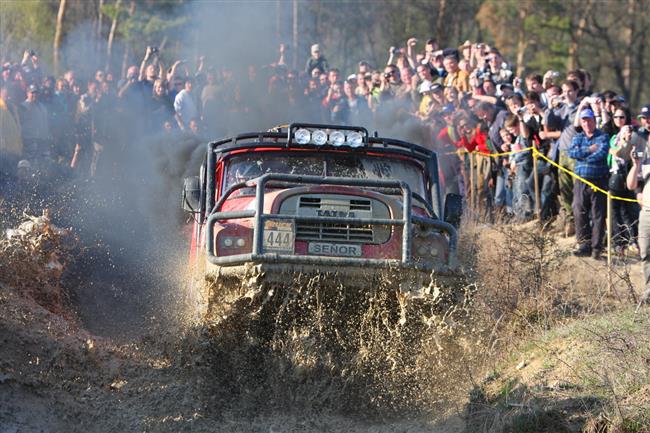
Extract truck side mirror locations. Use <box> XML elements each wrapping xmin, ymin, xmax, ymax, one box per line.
<box><xmin>182</xmin><ymin>176</ymin><xmax>201</xmax><ymax>213</ymax></box>
<box><xmin>444</xmin><ymin>193</ymin><xmax>462</xmax><ymax>228</ymax></box>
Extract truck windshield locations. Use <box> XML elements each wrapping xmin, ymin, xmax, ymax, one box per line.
<box><xmin>223</xmin><ymin>153</ymin><xmax>426</xmax><ymax>196</ymax></box>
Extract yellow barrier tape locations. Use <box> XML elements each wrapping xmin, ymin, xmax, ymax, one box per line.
<box><xmin>446</xmin><ymin>145</ymin><xmax>640</xmax><ymax>204</ymax></box>
<box><xmin>531</xmin><ymin>148</ymin><xmax>640</xmax><ymax>204</ymax></box>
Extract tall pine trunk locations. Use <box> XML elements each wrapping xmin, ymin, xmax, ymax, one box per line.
<box><xmin>53</xmin><ymin>0</ymin><xmax>67</xmax><ymax>75</ymax></box>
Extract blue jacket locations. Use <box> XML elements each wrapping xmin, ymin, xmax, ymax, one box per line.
<box><xmin>568</xmin><ymin>129</ymin><xmax>609</xmax><ymax>180</ymax></box>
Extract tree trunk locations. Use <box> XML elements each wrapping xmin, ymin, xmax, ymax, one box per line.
<box><xmin>621</xmin><ymin>0</ymin><xmax>636</xmax><ymax>99</ymax></box>
<box><xmin>106</xmin><ymin>0</ymin><xmax>122</xmax><ymax>71</ymax></box>
<box><xmin>567</xmin><ymin>0</ymin><xmax>593</xmax><ymax>71</ymax></box>
<box><xmin>96</xmin><ymin>0</ymin><xmax>105</xmax><ymax>57</ymax></box>
<box><xmin>119</xmin><ymin>1</ymin><xmax>135</xmax><ymax>78</ymax></box>
<box><xmin>515</xmin><ymin>4</ymin><xmax>528</xmax><ymax>77</ymax></box>
<box><xmin>632</xmin><ymin>24</ymin><xmax>646</xmax><ymax>108</ymax></box>
<box><xmin>53</xmin><ymin>0</ymin><xmax>67</xmax><ymax>76</ymax></box>
<box><xmin>292</xmin><ymin>0</ymin><xmax>298</xmax><ymax>69</ymax></box>
<box><xmin>436</xmin><ymin>0</ymin><xmax>447</xmax><ymax>45</ymax></box>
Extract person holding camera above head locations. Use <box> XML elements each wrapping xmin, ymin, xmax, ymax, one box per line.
<box><xmin>627</xmin><ymin>131</ymin><xmax>650</xmax><ymax>304</ymax></box>
<box><xmin>546</xmin><ymin>80</ymin><xmax>582</xmax><ymax>237</ymax></box>
<box><xmin>607</xmin><ymin>107</ymin><xmax>639</xmax><ymax>253</ymax></box>
<box><xmin>20</xmin><ymin>49</ymin><xmax>43</xmax><ymax>85</ymax></box>
<box><xmin>568</xmin><ymin>107</ymin><xmax>610</xmax><ymax>259</ymax></box>
<box><xmin>139</xmin><ymin>46</ymin><xmax>164</xmax><ymax>96</ymax></box>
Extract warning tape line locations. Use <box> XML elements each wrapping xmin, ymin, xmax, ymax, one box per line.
<box><xmin>446</xmin><ymin>146</ymin><xmax>640</xmax><ymax>204</ymax></box>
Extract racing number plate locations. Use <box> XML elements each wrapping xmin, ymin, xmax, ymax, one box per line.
<box><xmin>263</xmin><ymin>219</ymin><xmax>295</xmax><ymax>253</ymax></box>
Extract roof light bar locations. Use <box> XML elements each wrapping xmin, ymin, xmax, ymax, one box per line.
<box><xmin>288</xmin><ymin>123</ymin><xmax>369</xmax><ymax>148</ymax></box>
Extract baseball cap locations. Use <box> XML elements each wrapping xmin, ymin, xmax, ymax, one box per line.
<box><xmin>441</xmin><ymin>103</ymin><xmax>455</xmax><ymax>115</ymax></box>
<box><xmin>418</xmin><ymin>81</ymin><xmax>432</xmax><ymax>94</ymax></box>
<box><xmin>637</xmin><ymin>104</ymin><xmax>649</xmax><ymax>118</ymax></box>
<box><xmin>430</xmin><ymin>82</ymin><xmax>443</xmax><ymax>92</ymax></box>
<box><xmin>17</xmin><ymin>160</ymin><xmax>31</xmax><ymax>169</ymax></box>
<box><xmin>27</xmin><ymin>84</ymin><xmax>39</xmax><ymax>93</ymax></box>
<box><xmin>347</xmin><ymin>74</ymin><xmax>357</xmax><ymax>81</ymax></box>
<box><xmin>579</xmin><ymin>108</ymin><xmax>595</xmax><ymax>119</ymax></box>
<box><xmin>311</xmin><ymin>44</ymin><xmax>320</xmax><ymax>53</ymax></box>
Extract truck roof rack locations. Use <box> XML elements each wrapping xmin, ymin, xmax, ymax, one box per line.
<box><xmin>207</xmin><ymin>123</ymin><xmax>435</xmax><ymax>162</ymax></box>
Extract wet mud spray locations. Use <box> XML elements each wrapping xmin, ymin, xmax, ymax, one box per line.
<box><xmin>172</xmin><ymin>266</ymin><xmax>479</xmax><ymax>423</ymax></box>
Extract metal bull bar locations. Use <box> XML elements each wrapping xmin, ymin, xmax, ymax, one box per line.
<box><xmin>205</xmin><ymin>173</ymin><xmax>457</xmax><ymax>270</ymax></box>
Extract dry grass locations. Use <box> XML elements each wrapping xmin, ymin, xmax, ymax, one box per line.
<box><xmin>458</xmin><ymin>217</ymin><xmax>650</xmax><ymax>433</ymax></box>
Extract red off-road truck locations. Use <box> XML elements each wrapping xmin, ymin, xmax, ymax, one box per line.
<box><xmin>182</xmin><ymin>124</ymin><xmax>462</xmax><ymax>316</ymax></box>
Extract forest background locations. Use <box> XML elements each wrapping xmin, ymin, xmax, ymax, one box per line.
<box><xmin>1</xmin><ymin>0</ymin><xmax>648</xmax><ymax>110</ymax></box>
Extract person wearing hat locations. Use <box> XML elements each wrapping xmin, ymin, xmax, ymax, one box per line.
<box><xmin>18</xmin><ymin>84</ymin><xmax>50</xmax><ymax>165</ymax></box>
<box><xmin>305</xmin><ymin>43</ymin><xmax>329</xmax><ymax>76</ymax></box>
<box><xmin>442</xmin><ymin>49</ymin><xmax>470</xmax><ymax>93</ymax></box>
<box><xmin>568</xmin><ymin>107</ymin><xmax>610</xmax><ymax>258</ymax></box>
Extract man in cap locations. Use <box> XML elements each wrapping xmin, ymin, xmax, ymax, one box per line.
<box><xmin>568</xmin><ymin>107</ymin><xmax>610</xmax><ymax>258</ymax></box>
<box><xmin>305</xmin><ymin>44</ymin><xmax>329</xmax><ymax>75</ymax></box>
<box><xmin>18</xmin><ymin>84</ymin><xmax>51</xmax><ymax>165</ymax></box>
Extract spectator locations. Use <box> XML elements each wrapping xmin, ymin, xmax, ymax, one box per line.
<box><xmin>607</xmin><ymin>107</ymin><xmax>639</xmax><ymax>252</ymax></box>
<box><xmin>569</xmin><ymin>108</ymin><xmax>609</xmax><ymax>258</ymax></box>
<box><xmin>547</xmin><ymin>80</ymin><xmax>581</xmax><ymax>236</ymax></box>
<box><xmin>149</xmin><ymin>78</ymin><xmax>175</xmax><ymax>133</ymax></box>
<box><xmin>379</xmin><ymin>64</ymin><xmax>409</xmax><ymax>104</ymax></box>
<box><xmin>442</xmin><ymin>50</ymin><xmax>470</xmax><ymax>93</ymax></box>
<box><xmin>18</xmin><ymin>84</ymin><xmax>50</xmax><ymax>167</ymax></box>
<box><xmin>174</xmin><ymin>77</ymin><xmax>198</xmax><ymax>130</ymax></box>
<box><xmin>342</xmin><ymin>80</ymin><xmax>370</xmax><ymax>125</ymax></box>
<box><xmin>627</xmin><ymin>132</ymin><xmax>650</xmax><ymax>304</ymax></box>
<box><xmin>305</xmin><ymin>44</ymin><xmax>329</xmax><ymax>75</ymax></box>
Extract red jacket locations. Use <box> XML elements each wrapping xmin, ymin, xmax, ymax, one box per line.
<box><xmin>457</xmin><ymin>125</ymin><xmax>490</xmax><ymax>153</ymax></box>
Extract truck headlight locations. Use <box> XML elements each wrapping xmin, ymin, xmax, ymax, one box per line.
<box><xmin>329</xmin><ymin>130</ymin><xmax>345</xmax><ymax>146</ymax></box>
<box><xmin>311</xmin><ymin>129</ymin><xmax>328</xmax><ymax>146</ymax></box>
<box><xmin>294</xmin><ymin>128</ymin><xmax>311</xmax><ymax>145</ymax></box>
<box><xmin>347</xmin><ymin>131</ymin><xmax>363</xmax><ymax>147</ymax></box>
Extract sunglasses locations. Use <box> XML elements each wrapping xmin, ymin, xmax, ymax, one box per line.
<box><xmin>613</xmin><ymin>116</ymin><xmax>626</xmax><ymax>119</ymax></box>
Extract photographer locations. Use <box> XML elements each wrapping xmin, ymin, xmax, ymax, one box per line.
<box><xmin>627</xmin><ymin>132</ymin><xmax>650</xmax><ymax>304</ymax></box>
<box><xmin>607</xmin><ymin>107</ymin><xmax>639</xmax><ymax>253</ymax></box>
<box><xmin>379</xmin><ymin>64</ymin><xmax>408</xmax><ymax>103</ymax></box>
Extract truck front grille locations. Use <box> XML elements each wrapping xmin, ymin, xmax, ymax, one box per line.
<box><xmin>296</xmin><ymin>196</ymin><xmax>390</xmax><ymax>244</ymax></box>
<box><xmin>296</xmin><ymin>222</ymin><xmax>374</xmax><ymax>242</ymax></box>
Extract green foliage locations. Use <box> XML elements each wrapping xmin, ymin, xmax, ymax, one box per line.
<box><xmin>0</xmin><ymin>0</ymin><xmax>57</xmax><ymax>63</ymax></box>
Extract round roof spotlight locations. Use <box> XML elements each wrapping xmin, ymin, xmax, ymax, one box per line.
<box><xmin>294</xmin><ymin>128</ymin><xmax>311</xmax><ymax>145</ymax></box>
<box><xmin>347</xmin><ymin>131</ymin><xmax>364</xmax><ymax>148</ymax></box>
<box><xmin>311</xmin><ymin>129</ymin><xmax>328</xmax><ymax>146</ymax></box>
<box><xmin>329</xmin><ymin>130</ymin><xmax>346</xmax><ymax>146</ymax></box>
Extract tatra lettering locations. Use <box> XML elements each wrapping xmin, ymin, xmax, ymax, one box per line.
<box><xmin>316</xmin><ymin>210</ymin><xmax>356</xmax><ymax>218</ymax></box>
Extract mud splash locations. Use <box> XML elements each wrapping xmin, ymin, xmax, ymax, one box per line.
<box><xmin>190</xmin><ymin>268</ymin><xmax>478</xmax><ymax>421</ymax></box>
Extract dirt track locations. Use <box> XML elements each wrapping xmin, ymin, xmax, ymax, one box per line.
<box><xmin>1</xmin><ymin>217</ymin><xmax>647</xmax><ymax>432</ymax></box>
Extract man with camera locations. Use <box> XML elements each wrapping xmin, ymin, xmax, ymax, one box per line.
<box><xmin>379</xmin><ymin>64</ymin><xmax>408</xmax><ymax>103</ymax></box>
<box><xmin>627</xmin><ymin>128</ymin><xmax>650</xmax><ymax>304</ymax></box>
<box><xmin>568</xmin><ymin>108</ymin><xmax>609</xmax><ymax>258</ymax></box>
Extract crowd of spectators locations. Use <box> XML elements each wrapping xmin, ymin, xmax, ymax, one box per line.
<box><xmin>1</xmin><ymin>38</ymin><xmax>650</xmax><ymax>300</ymax></box>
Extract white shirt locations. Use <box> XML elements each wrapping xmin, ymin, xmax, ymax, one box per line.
<box><xmin>174</xmin><ymin>89</ymin><xmax>198</xmax><ymax>124</ymax></box>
